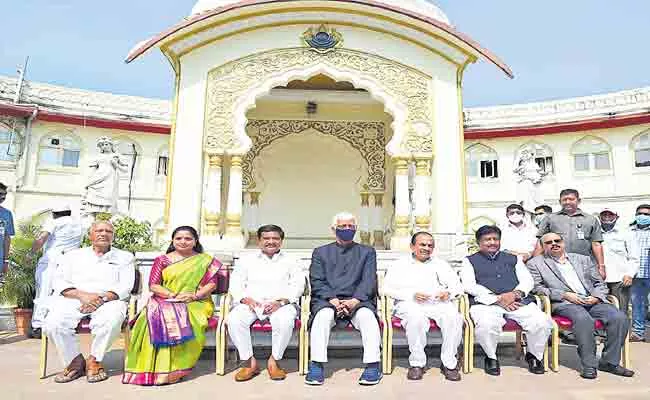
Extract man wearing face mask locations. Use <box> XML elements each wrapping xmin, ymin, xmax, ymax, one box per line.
<box><xmin>534</xmin><ymin>189</ymin><xmax>605</xmax><ymax>280</ymax></box>
<box><xmin>630</xmin><ymin>204</ymin><xmax>650</xmax><ymax>342</ymax></box>
<box><xmin>305</xmin><ymin>212</ymin><xmax>382</xmax><ymax>386</ymax></box>
<box><xmin>500</xmin><ymin>204</ymin><xmax>537</xmax><ymax>262</ymax></box>
<box><xmin>599</xmin><ymin>209</ymin><xmax>638</xmax><ymax>318</ymax></box>
<box><xmin>533</xmin><ymin>205</ymin><xmax>553</xmax><ymax>228</ymax></box>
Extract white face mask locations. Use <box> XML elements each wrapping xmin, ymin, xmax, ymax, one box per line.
<box><xmin>508</xmin><ymin>214</ymin><xmax>524</xmax><ymax>224</ymax></box>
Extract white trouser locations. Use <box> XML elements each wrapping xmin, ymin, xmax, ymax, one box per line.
<box><xmin>32</xmin><ymin>258</ymin><xmax>54</xmax><ymax>329</ymax></box>
<box><xmin>394</xmin><ymin>300</ymin><xmax>464</xmax><ymax>369</ymax></box>
<box><xmin>470</xmin><ymin>303</ymin><xmax>553</xmax><ymax>360</ymax></box>
<box><xmin>226</xmin><ymin>303</ymin><xmax>298</xmax><ymax>361</ymax></box>
<box><xmin>43</xmin><ymin>296</ymin><xmax>126</xmax><ymax>365</ymax></box>
<box><xmin>310</xmin><ymin>307</ymin><xmax>381</xmax><ymax>364</ymax></box>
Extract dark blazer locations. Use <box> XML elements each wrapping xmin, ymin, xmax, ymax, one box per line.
<box><xmin>526</xmin><ymin>253</ymin><xmax>609</xmax><ymax>311</ymax></box>
<box><xmin>308</xmin><ymin>242</ymin><xmax>377</xmax><ymax>326</ymax></box>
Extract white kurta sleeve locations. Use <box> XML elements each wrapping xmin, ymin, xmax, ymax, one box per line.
<box><xmin>383</xmin><ymin>262</ymin><xmax>414</xmax><ymax>301</ymax></box>
<box><xmin>229</xmin><ymin>260</ymin><xmax>248</xmax><ymax>304</ymax></box>
<box><xmin>285</xmin><ymin>259</ymin><xmax>306</xmax><ymax>304</ymax></box>
<box><xmin>437</xmin><ymin>260</ymin><xmax>463</xmax><ymax>299</ymax></box>
<box><xmin>513</xmin><ymin>257</ymin><xmax>534</xmax><ymax>296</ymax></box>
<box><xmin>111</xmin><ymin>253</ymin><xmax>135</xmax><ymax>301</ymax></box>
<box><xmin>459</xmin><ymin>257</ymin><xmax>498</xmax><ymax>305</ymax></box>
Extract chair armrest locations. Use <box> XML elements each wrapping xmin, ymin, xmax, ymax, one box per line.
<box><xmin>536</xmin><ymin>294</ymin><xmax>552</xmax><ymax>316</ymax></box>
<box><xmin>606</xmin><ymin>295</ymin><xmax>619</xmax><ymax>309</ymax></box>
<box><xmin>457</xmin><ymin>294</ymin><xmax>468</xmax><ymax>315</ymax></box>
<box><xmin>127</xmin><ymin>295</ymin><xmax>138</xmax><ymax>324</ymax></box>
<box><xmin>384</xmin><ymin>296</ymin><xmax>395</xmax><ymax>319</ymax></box>
<box><xmin>219</xmin><ymin>293</ymin><xmax>232</xmax><ymax>320</ymax></box>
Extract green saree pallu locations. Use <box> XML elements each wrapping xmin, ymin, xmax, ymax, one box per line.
<box><xmin>123</xmin><ymin>253</ymin><xmax>221</xmax><ymax>386</ymax></box>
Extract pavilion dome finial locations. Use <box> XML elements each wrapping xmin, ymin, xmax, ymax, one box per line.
<box><xmin>190</xmin><ymin>0</ymin><xmax>451</xmax><ymax>25</ymax></box>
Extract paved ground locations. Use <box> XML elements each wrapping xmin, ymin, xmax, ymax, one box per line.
<box><xmin>1</xmin><ymin>331</ymin><xmax>649</xmax><ymax>400</ymax></box>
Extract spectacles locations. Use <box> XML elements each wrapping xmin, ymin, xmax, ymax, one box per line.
<box><xmin>637</xmin><ymin>212</ymin><xmax>650</xmax><ymax>216</ymax></box>
<box><xmin>335</xmin><ymin>224</ymin><xmax>356</xmax><ymax>229</ymax></box>
<box><xmin>543</xmin><ymin>239</ymin><xmax>563</xmax><ymax>245</ymax></box>
<box><xmin>507</xmin><ymin>210</ymin><xmax>524</xmax><ymax>215</ymax></box>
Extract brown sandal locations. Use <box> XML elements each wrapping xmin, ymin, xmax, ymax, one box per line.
<box><xmin>55</xmin><ymin>355</ymin><xmax>86</xmax><ymax>383</ymax></box>
<box><xmin>86</xmin><ymin>358</ymin><xmax>109</xmax><ymax>383</ymax></box>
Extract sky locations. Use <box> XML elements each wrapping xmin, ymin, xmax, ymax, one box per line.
<box><xmin>1</xmin><ymin>1</ymin><xmax>649</xmax><ymax>107</ymax></box>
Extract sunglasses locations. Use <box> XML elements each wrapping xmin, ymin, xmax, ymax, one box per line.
<box><xmin>637</xmin><ymin>212</ymin><xmax>650</xmax><ymax>216</ymax></box>
<box><xmin>543</xmin><ymin>239</ymin><xmax>563</xmax><ymax>245</ymax></box>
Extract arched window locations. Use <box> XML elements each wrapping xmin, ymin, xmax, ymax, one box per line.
<box><xmin>115</xmin><ymin>138</ymin><xmax>141</xmax><ymax>179</ymax></box>
<box><xmin>465</xmin><ymin>143</ymin><xmax>498</xmax><ymax>179</ymax></box>
<box><xmin>631</xmin><ymin>130</ymin><xmax>650</xmax><ymax>168</ymax></box>
<box><xmin>39</xmin><ymin>133</ymin><xmax>81</xmax><ymax>168</ymax></box>
<box><xmin>0</xmin><ymin>123</ymin><xmax>21</xmax><ymax>162</ymax></box>
<box><xmin>517</xmin><ymin>141</ymin><xmax>554</xmax><ymax>175</ymax></box>
<box><xmin>571</xmin><ymin>136</ymin><xmax>611</xmax><ymax>172</ymax></box>
<box><xmin>156</xmin><ymin>146</ymin><xmax>169</xmax><ymax>176</ymax></box>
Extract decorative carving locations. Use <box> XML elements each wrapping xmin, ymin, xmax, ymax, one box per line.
<box><xmin>302</xmin><ymin>25</ymin><xmax>343</xmax><ymax>53</ymax></box>
<box><xmin>242</xmin><ymin>119</ymin><xmax>386</xmax><ymax>191</ymax></box>
<box><xmin>415</xmin><ymin>159</ymin><xmax>431</xmax><ymax>176</ymax></box>
<box><xmin>394</xmin><ymin>158</ymin><xmax>409</xmax><ymax>175</ymax></box>
<box><xmin>204</xmin><ymin>48</ymin><xmax>432</xmax><ymax>156</ymax></box>
<box><xmin>208</xmin><ymin>154</ymin><xmax>222</xmax><ymax>167</ymax></box>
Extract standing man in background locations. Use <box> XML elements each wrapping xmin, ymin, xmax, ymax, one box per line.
<box><xmin>500</xmin><ymin>203</ymin><xmax>537</xmax><ymax>262</ymax></box>
<box><xmin>533</xmin><ymin>205</ymin><xmax>553</xmax><ymax>228</ymax></box>
<box><xmin>630</xmin><ymin>204</ymin><xmax>650</xmax><ymax>342</ymax></box>
<box><xmin>599</xmin><ymin>208</ymin><xmax>637</xmax><ymax>317</ymax></box>
<box><xmin>0</xmin><ymin>183</ymin><xmax>15</xmax><ymax>277</ymax></box>
<box><xmin>29</xmin><ymin>204</ymin><xmax>83</xmax><ymax>338</ymax></box>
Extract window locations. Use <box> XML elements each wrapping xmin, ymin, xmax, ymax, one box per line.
<box><xmin>39</xmin><ymin>134</ymin><xmax>81</xmax><ymax>168</ymax></box>
<box><xmin>571</xmin><ymin>136</ymin><xmax>611</xmax><ymax>172</ymax></box>
<box><xmin>0</xmin><ymin>125</ymin><xmax>21</xmax><ymax>162</ymax></box>
<box><xmin>632</xmin><ymin>130</ymin><xmax>650</xmax><ymax>168</ymax></box>
<box><xmin>156</xmin><ymin>147</ymin><xmax>169</xmax><ymax>176</ymax></box>
<box><xmin>465</xmin><ymin>143</ymin><xmax>499</xmax><ymax>179</ymax></box>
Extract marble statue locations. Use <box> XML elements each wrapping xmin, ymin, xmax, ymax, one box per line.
<box><xmin>513</xmin><ymin>146</ymin><xmax>546</xmax><ymax>212</ymax></box>
<box><xmin>81</xmin><ymin>136</ymin><xmax>128</xmax><ymax>218</ymax></box>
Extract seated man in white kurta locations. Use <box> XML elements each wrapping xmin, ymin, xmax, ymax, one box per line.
<box><xmin>226</xmin><ymin>224</ymin><xmax>304</xmax><ymax>382</ymax></box>
<box><xmin>459</xmin><ymin>225</ymin><xmax>552</xmax><ymax>377</ymax></box>
<box><xmin>384</xmin><ymin>232</ymin><xmax>464</xmax><ymax>381</ymax></box>
<box><xmin>44</xmin><ymin>221</ymin><xmax>135</xmax><ymax>384</ymax></box>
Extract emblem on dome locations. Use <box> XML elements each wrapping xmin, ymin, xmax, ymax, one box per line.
<box><xmin>301</xmin><ymin>25</ymin><xmax>343</xmax><ymax>53</ymax></box>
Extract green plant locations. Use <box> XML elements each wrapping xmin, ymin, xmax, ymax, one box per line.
<box><xmin>0</xmin><ymin>219</ymin><xmax>40</xmax><ymax>309</ymax></box>
<box><xmin>82</xmin><ymin>215</ymin><xmax>157</xmax><ymax>254</ymax></box>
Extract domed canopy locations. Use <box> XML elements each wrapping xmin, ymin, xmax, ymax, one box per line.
<box><xmin>191</xmin><ymin>0</ymin><xmax>451</xmax><ymax>24</ymax></box>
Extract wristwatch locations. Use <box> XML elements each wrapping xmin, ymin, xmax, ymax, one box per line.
<box><xmin>101</xmin><ymin>296</ymin><xmax>110</xmax><ymax>303</ymax></box>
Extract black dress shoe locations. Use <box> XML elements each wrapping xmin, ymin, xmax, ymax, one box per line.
<box><xmin>525</xmin><ymin>353</ymin><xmax>545</xmax><ymax>375</ymax></box>
<box><xmin>598</xmin><ymin>362</ymin><xmax>635</xmax><ymax>377</ymax></box>
<box><xmin>484</xmin><ymin>356</ymin><xmax>500</xmax><ymax>376</ymax></box>
<box><xmin>29</xmin><ymin>328</ymin><xmax>42</xmax><ymax>339</ymax></box>
<box><xmin>580</xmin><ymin>366</ymin><xmax>597</xmax><ymax>379</ymax></box>
<box><xmin>406</xmin><ymin>367</ymin><xmax>424</xmax><ymax>380</ymax></box>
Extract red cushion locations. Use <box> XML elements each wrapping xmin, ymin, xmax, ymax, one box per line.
<box><xmin>553</xmin><ymin>315</ymin><xmax>605</xmax><ymax>330</ymax></box>
<box><xmin>207</xmin><ymin>316</ymin><xmax>220</xmax><ymax>331</ymax></box>
<box><xmin>216</xmin><ymin>269</ymin><xmax>230</xmax><ymax>294</ymax></box>
<box><xmin>76</xmin><ymin>317</ymin><xmax>128</xmax><ymax>333</ymax></box>
<box><xmin>503</xmin><ymin>319</ymin><xmax>522</xmax><ymax>331</ymax></box>
<box><xmin>390</xmin><ymin>316</ymin><xmax>440</xmax><ymax>331</ymax></box>
<box><xmin>250</xmin><ymin>319</ymin><xmax>302</xmax><ymax>332</ymax></box>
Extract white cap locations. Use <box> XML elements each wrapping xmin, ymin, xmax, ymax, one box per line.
<box><xmin>52</xmin><ymin>204</ymin><xmax>71</xmax><ymax>213</ymax></box>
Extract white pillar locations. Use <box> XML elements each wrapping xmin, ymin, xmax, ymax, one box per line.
<box><xmin>391</xmin><ymin>157</ymin><xmax>411</xmax><ymax>250</ymax></box>
<box><xmin>224</xmin><ymin>155</ymin><xmax>245</xmax><ymax>249</ymax></box>
<box><xmin>414</xmin><ymin>158</ymin><xmax>432</xmax><ymax>232</ymax></box>
<box><xmin>372</xmin><ymin>193</ymin><xmax>385</xmax><ymax>249</ymax></box>
<box><xmin>246</xmin><ymin>192</ymin><xmax>260</xmax><ymax>246</ymax></box>
<box><xmin>359</xmin><ymin>192</ymin><xmax>371</xmax><ymax>245</ymax></box>
<box><xmin>203</xmin><ymin>154</ymin><xmax>222</xmax><ymax>236</ymax></box>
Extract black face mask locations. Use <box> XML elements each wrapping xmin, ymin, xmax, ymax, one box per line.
<box><xmin>601</xmin><ymin>221</ymin><xmax>616</xmax><ymax>232</ymax></box>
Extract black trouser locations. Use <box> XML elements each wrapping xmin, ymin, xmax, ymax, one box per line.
<box><xmin>553</xmin><ymin>303</ymin><xmax>628</xmax><ymax>368</ymax></box>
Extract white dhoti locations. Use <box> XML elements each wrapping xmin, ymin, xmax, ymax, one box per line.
<box><xmin>469</xmin><ymin>303</ymin><xmax>553</xmax><ymax>360</ymax></box>
<box><xmin>394</xmin><ymin>300</ymin><xmax>464</xmax><ymax>369</ymax></box>
<box><xmin>32</xmin><ymin>257</ymin><xmax>55</xmax><ymax>329</ymax></box>
<box><xmin>43</xmin><ymin>296</ymin><xmax>126</xmax><ymax>365</ymax></box>
<box><xmin>310</xmin><ymin>307</ymin><xmax>381</xmax><ymax>364</ymax></box>
<box><xmin>226</xmin><ymin>303</ymin><xmax>298</xmax><ymax>361</ymax></box>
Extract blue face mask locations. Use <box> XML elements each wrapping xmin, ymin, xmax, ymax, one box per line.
<box><xmin>335</xmin><ymin>228</ymin><xmax>356</xmax><ymax>242</ymax></box>
<box><xmin>636</xmin><ymin>215</ymin><xmax>650</xmax><ymax>226</ymax></box>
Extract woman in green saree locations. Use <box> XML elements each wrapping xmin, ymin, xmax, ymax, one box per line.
<box><xmin>122</xmin><ymin>226</ymin><xmax>222</xmax><ymax>385</ymax></box>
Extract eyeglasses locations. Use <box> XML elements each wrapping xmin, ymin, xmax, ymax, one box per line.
<box><xmin>637</xmin><ymin>212</ymin><xmax>650</xmax><ymax>216</ymax></box>
<box><xmin>543</xmin><ymin>239</ymin><xmax>563</xmax><ymax>245</ymax></box>
<box><xmin>507</xmin><ymin>210</ymin><xmax>524</xmax><ymax>215</ymax></box>
<box><xmin>335</xmin><ymin>224</ymin><xmax>356</xmax><ymax>229</ymax></box>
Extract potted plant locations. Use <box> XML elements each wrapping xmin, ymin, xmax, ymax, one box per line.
<box><xmin>0</xmin><ymin>220</ymin><xmax>39</xmax><ymax>336</ymax></box>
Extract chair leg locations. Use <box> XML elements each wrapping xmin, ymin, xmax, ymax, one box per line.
<box><xmin>467</xmin><ymin>317</ymin><xmax>475</xmax><ymax>373</ymax></box>
<box><xmin>462</xmin><ymin>320</ymin><xmax>469</xmax><ymax>374</ymax></box>
<box><xmin>383</xmin><ymin>325</ymin><xmax>392</xmax><ymax>375</ymax></box>
<box><xmin>551</xmin><ymin>325</ymin><xmax>560</xmax><ymax>372</ymax></box>
<box><xmin>303</xmin><ymin>331</ymin><xmax>309</xmax><ymax>374</ymax></box>
<box><xmin>622</xmin><ymin>331</ymin><xmax>630</xmax><ymax>369</ymax></box>
<box><xmin>515</xmin><ymin>331</ymin><xmax>523</xmax><ymax>360</ymax></box>
<box><xmin>123</xmin><ymin>327</ymin><xmax>130</xmax><ymax>371</ymax></box>
<box><xmin>39</xmin><ymin>334</ymin><xmax>49</xmax><ymax>379</ymax></box>
<box><xmin>298</xmin><ymin>324</ymin><xmax>305</xmax><ymax>375</ymax></box>
<box><xmin>217</xmin><ymin>325</ymin><xmax>226</xmax><ymax>375</ymax></box>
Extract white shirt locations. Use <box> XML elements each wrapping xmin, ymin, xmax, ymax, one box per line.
<box><xmin>53</xmin><ymin>246</ymin><xmax>135</xmax><ymax>300</ymax></box>
<box><xmin>41</xmin><ymin>216</ymin><xmax>83</xmax><ymax>261</ymax></box>
<box><xmin>459</xmin><ymin>252</ymin><xmax>534</xmax><ymax>305</ymax></box>
<box><xmin>383</xmin><ymin>255</ymin><xmax>463</xmax><ymax>302</ymax></box>
<box><xmin>500</xmin><ymin>221</ymin><xmax>538</xmax><ymax>255</ymax></box>
<box><xmin>229</xmin><ymin>251</ymin><xmax>305</xmax><ymax>304</ymax></box>
<box><xmin>554</xmin><ymin>258</ymin><xmax>587</xmax><ymax>296</ymax></box>
<box><xmin>602</xmin><ymin>227</ymin><xmax>640</xmax><ymax>283</ymax></box>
